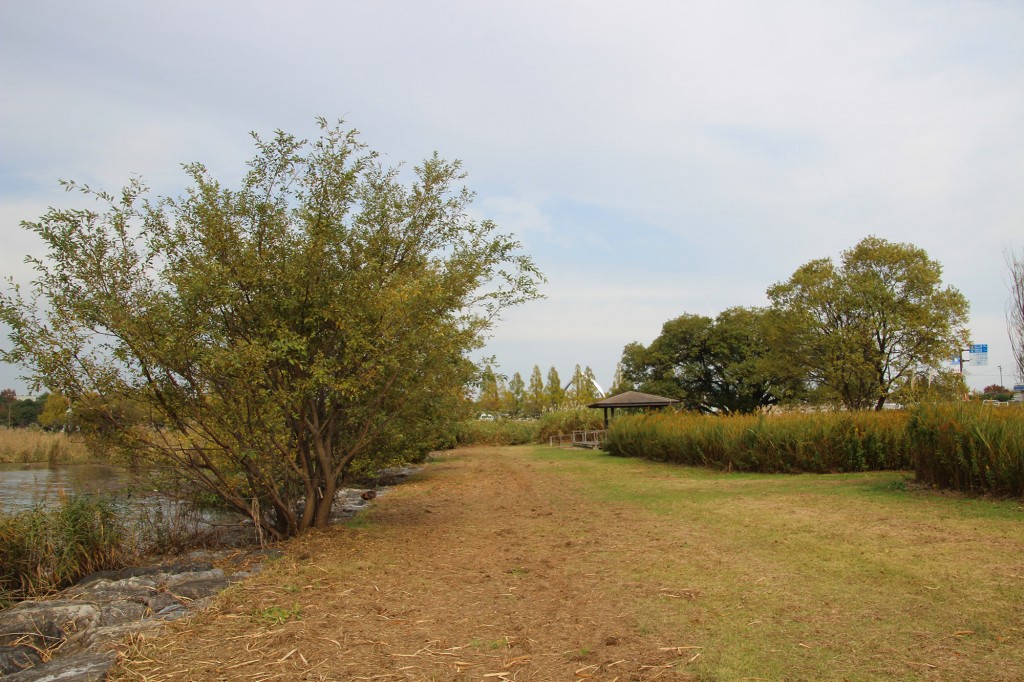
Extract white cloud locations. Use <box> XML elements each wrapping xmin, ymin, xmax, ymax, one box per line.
<box><xmin>1</xmin><ymin>0</ymin><xmax>1022</xmax><ymax>391</ymax></box>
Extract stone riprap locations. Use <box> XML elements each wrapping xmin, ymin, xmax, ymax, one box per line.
<box><xmin>0</xmin><ymin>548</ymin><xmax>283</xmax><ymax>681</ymax></box>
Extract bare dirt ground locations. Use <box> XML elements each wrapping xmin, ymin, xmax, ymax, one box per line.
<box><xmin>114</xmin><ymin>447</ymin><xmax>699</xmax><ymax>681</ymax></box>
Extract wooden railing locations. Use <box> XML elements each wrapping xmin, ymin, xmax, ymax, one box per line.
<box><xmin>549</xmin><ymin>430</ymin><xmax>607</xmax><ymax>447</ymax></box>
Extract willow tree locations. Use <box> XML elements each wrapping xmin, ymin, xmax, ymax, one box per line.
<box><xmin>0</xmin><ymin>120</ymin><xmax>543</xmax><ymax>539</ymax></box>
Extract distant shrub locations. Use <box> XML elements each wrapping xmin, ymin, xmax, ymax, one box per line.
<box><xmin>603</xmin><ymin>404</ymin><xmax>1024</xmax><ymax>498</ymax></box>
<box><xmin>450</xmin><ymin>419</ymin><xmax>539</xmax><ymax>446</ymax></box>
<box><xmin>443</xmin><ymin>410</ymin><xmax>605</xmax><ymax>448</ymax></box>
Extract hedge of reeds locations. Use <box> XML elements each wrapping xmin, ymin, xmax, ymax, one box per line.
<box><xmin>0</xmin><ymin>428</ymin><xmax>96</xmax><ymax>464</ymax></box>
<box><xmin>604</xmin><ymin>410</ymin><xmax>913</xmax><ymax>473</ymax></box>
<box><xmin>908</xmin><ymin>403</ymin><xmax>1024</xmax><ymax>497</ymax></box>
<box><xmin>0</xmin><ymin>495</ymin><xmax>129</xmax><ymax>603</ymax></box>
<box><xmin>603</xmin><ymin>404</ymin><xmax>1024</xmax><ymax>497</ymax></box>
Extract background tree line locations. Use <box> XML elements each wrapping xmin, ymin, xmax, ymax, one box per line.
<box><xmin>618</xmin><ymin>237</ymin><xmax>974</xmax><ymax>413</ymax></box>
<box><xmin>475</xmin><ymin>363</ymin><xmax>603</xmax><ymax>417</ymax></box>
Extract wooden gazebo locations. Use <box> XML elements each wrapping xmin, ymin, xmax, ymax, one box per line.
<box><xmin>588</xmin><ymin>391</ymin><xmax>680</xmax><ymax>428</ymax></box>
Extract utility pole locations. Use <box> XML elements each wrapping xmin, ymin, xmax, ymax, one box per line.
<box><xmin>999</xmin><ymin>365</ymin><xmax>1003</xmax><ymax>386</ymax></box>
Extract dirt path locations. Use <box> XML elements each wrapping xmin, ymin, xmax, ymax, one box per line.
<box><xmin>114</xmin><ymin>447</ymin><xmax>695</xmax><ymax>681</ymax></box>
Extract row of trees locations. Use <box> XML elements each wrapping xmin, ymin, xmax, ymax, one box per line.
<box><xmin>0</xmin><ymin>389</ymin><xmax>47</xmax><ymax>428</ymax></box>
<box><xmin>619</xmin><ymin>237</ymin><xmax>972</xmax><ymax>413</ymax></box>
<box><xmin>476</xmin><ymin>364</ymin><xmax>602</xmax><ymax>416</ymax></box>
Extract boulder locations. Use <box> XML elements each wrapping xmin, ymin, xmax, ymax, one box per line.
<box><xmin>0</xmin><ymin>601</ymin><xmax>100</xmax><ymax>650</ymax></box>
<box><xmin>2</xmin><ymin>651</ymin><xmax>116</xmax><ymax>682</ymax></box>
<box><xmin>0</xmin><ymin>644</ymin><xmax>41</xmax><ymax>675</ymax></box>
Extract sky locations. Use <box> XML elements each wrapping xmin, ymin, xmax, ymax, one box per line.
<box><xmin>1</xmin><ymin>0</ymin><xmax>1023</xmax><ymax>396</ymax></box>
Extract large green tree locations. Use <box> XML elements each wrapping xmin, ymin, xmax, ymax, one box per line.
<box><xmin>767</xmin><ymin>236</ymin><xmax>969</xmax><ymax>411</ymax></box>
<box><xmin>0</xmin><ymin>120</ymin><xmax>543</xmax><ymax>539</ymax></box>
<box><xmin>545</xmin><ymin>366</ymin><xmax>565</xmax><ymax>410</ymax></box>
<box><xmin>565</xmin><ymin>364</ymin><xmax>601</xmax><ymax>407</ymax></box>
<box><xmin>620</xmin><ymin>307</ymin><xmax>796</xmax><ymax>413</ymax></box>
<box><xmin>505</xmin><ymin>371</ymin><xmax>525</xmax><ymax>416</ymax></box>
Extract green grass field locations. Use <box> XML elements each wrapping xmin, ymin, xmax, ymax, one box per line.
<box><xmin>526</xmin><ymin>445</ymin><xmax>1024</xmax><ymax>681</ymax></box>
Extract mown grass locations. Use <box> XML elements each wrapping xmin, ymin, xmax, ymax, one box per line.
<box><xmin>524</xmin><ymin>445</ymin><xmax>1024</xmax><ymax>681</ymax></box>
<box><xmin>0</xmin><ymin>427</ymin><xmax>97</xmax><ymax>464</ymax></box>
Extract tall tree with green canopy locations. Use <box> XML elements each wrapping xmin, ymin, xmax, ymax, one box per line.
<box><xmin>505</xmin><ymin>371</ymin><xmax>525</xmax><ymax>416</ymax></box>
<box><xmin>477</xmin><ymin>365</ymin><xmax>504</xmax><ymax>415</ymax></box>
<box><xmin>620</xmin><ymin>307</ymin><xmax>796</xmax><ymax>413</ymax></box>
<box><xmin>545</xmin><ymin>366</ymin><xmax>565</xmax><ymax>411</ymax></box>
<box><xmin>0</xmin><ymin>119</ymin><xmax>544</xmax><ymax>539</ymax></box>
<box><xmin>608</xmin><ymin>362</ymin><xmax>633</xmax><ymax>396</ymax></box>
<box><xmin>566</xmin><ymin>364</ymin><xmax>600</xmax><ymax>406</ymax></box>
<box><xmin>767</xmin><ymin>236</ymin><xmax>969</xmax><ymax>411</ymax></box>
<box><xmin>526</xmin><ymin>365</ymin><xmax>545</xmax><ymax>416</ymax></box>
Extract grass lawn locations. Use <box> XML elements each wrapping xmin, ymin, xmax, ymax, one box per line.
<box><xmin>530</xmin><ymin>446</ymin><xmax>1024</xmax><ymax>681</ymax></box>
<box><xmin>114</xmin><ymin>445</ymin><xmax>1024</xmax><ymax>681</ymax></box>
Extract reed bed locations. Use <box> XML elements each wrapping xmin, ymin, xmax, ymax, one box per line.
<box><xmin>604</xmin><ymin>404</ymin><xmax>1024</xmax><ymax>497</ymax></box>
<box><xmin>908</xmin><ymin>402</ymin><xmax>1024</xmax><ymax>497</ymax></box>
<box><xmin>0</xmin><ymin>494</ymin><xmax>231</xmax><ymax>605</ymax></box>
<box><xmin>536</xmin><ymin>409</ymin><xmax>605</xmax><ymax>444</ymax></box>
<box><xmin>0</xmin><ymin>428</ymin><xmax>96</xmax><ymax>464</ymax></box>
<box><xmin>605</xmin><ymin>410</ymin><xmax>913</xmax><ymax>473</ymax></box>
<box><xmin>0</xmin><ymin>495</ymin><xmax>128</xmax><ymax>603</ymax></box>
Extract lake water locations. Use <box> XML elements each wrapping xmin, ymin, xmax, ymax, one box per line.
<box><xmin>0</xmin><ymin>463</ymin><xmax>142</xmax><ymax>512</ymax></box>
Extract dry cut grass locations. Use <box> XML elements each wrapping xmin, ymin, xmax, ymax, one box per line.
<box><xmin>111</xmin><ymin>445</ymin><xmax>1024</xmax><ymax>681</ymax></box>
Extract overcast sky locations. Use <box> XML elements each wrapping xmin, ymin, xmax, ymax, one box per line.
<box><xmin>2</xmin><ymin>0</ymin><xmax>1023</xmax><ymax>395</ymax></box>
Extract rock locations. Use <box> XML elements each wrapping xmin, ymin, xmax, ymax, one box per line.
<box><xmin>154</xmin><ymin>603</ymin><xmax>187</xmax><ymax>620</ymax></box>
<box><xmin>2</xmin><ymin>650</ymin><xmax>115</xmax><ymax>682</ymax></box>
<box><xmin>0</xmin><ymin>645</ymin><xmax>41</xmax><ymax>675</ymax></box>
<box><xmin>143</xmin><ymin>592</ymin><xmax>180</xmax><ymax>614</ymax></box>
<box><xmin>167</xmin><ymin>577</ymin><xmax>233</xmax><ymax>601</ymax></box>
<box><xmin>98</xmin><ymin>601</ymin><xmax>149</xmax><ymax>628</ymax></box>
<box><xmin>81</xmin><ymin>619</ymin><xmax>165</xmax><ymax>654</ymax></box>
<box><xmin>163</xmin><ymin>568</ymin><xmax>224</xmax><ymax>587</ymax></box>
<box><xmin>74</xmin><ymin>561</ymin><xmax>212</xmax><ymax>588</ymax></box>
<box><xmin>0</xmin><ymin>601</ymin><xmax>100</xmax><ymax>650</ymax></box>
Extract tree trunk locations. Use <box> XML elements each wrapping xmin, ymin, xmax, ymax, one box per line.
<box><xmin>313</xmin><ymin>476</ymin><xmax>337</xmax><ymax>528</ymax></box>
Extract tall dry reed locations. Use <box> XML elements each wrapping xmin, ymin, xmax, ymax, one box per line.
<box><xmin>0</xmin><ymin>495</ymin><xmax>128</xmax><ymax>603</ymax></box>
<box><xmin>908</xmin><ymin>403</ymin><xmax>1024</xmax><ymax>496</ymax></box>
<box><xmin>604</xmin><ymin>410</ymin><xmax>912</xmax><ymax>473</ymax></box>
<box><xmin>0</xmin><ymin>428</ymin><xmax>96</xmax><ymax>464</ymax></box>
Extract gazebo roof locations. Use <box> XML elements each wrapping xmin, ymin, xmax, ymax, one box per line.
<box><xmin>588</xmin><ymin>391</ymin><xmax>679</xmax><ymax>409</ymax></box>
